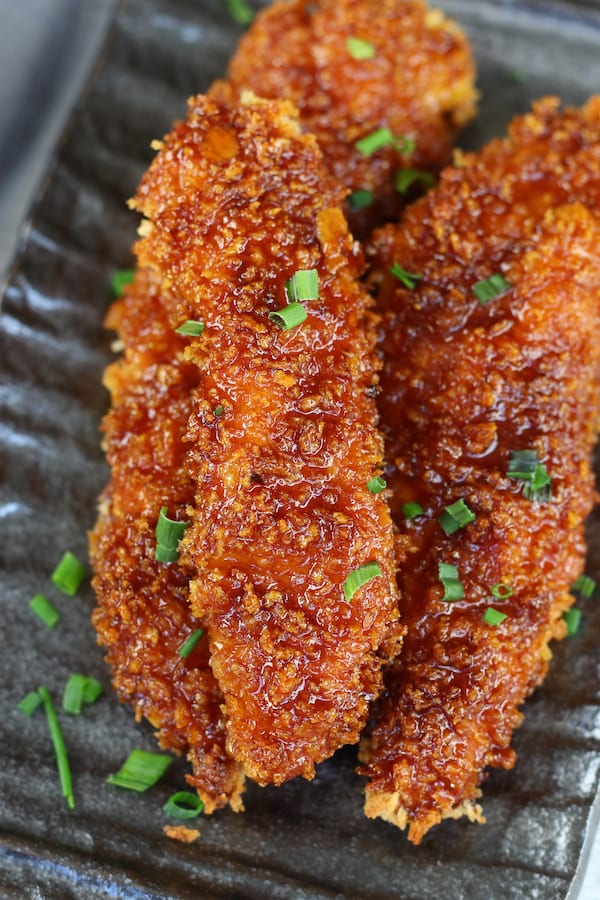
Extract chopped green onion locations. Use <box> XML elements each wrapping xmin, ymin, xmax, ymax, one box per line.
<box><xmin>18</xmin><ymin>690</ymin><xmax>43</xmax><ymax>716</ymax></box>
<box><xmin>403</xmin><ymin>502</ymin><xmax>424</xmax><ymax>519</ymax></box>
<box><xmin>346</xmin><ymin>36</ymin><xmax>376</xmax><ymax>60</ymax></box>
<box><xmin>507</xmin><ymin>450</ymin><xmax>552</xmax><ymax>501</ymax></box>
<box><xmin>472</xmin><ymin>273</ymin><xmax>512</xmax><ymax>305</ymax></box>
<box><xmin>348</xmin><ymin>189</ymin><xmax>374</xmax><ymax>211</ymax></box>
<box><xmin>356</xmin><ymin>127</ymin><xmax>393</xmax><ymax>156</ymax></box>
<box><xmin>438</xmin><ymin>561</ymin><xmax>464</xmax><ymax>602</ymax></box>
<box><xmin>366</xmin><ymin>476</ymin><xmax>386</xmax><ymax>494</ymax></box>
<box><xmin>111</xmin><ymin>269</ymin><xmax>134</xmax><ymax>298</ymax></box>
<box><xmin>62</xmin><ymin>674</ymin><xmax>104</xmax><ymax>716</ymax></box>
<box><xmin>38</xmin><ymin>686</ymin><xmax>75</xmax><ymax>809</ymax></box>
<box><xmin>155</xmin><ymin>545</ymin><xmax>180</xmax><ymax>563</ymax></box>
<box><xmin>285</xmin><ymin>269</ymin><xmax>319</xmax><ymax>302</ymax></box>
<box><xmin>163</xmin><ymin>791</ymin><xmax>205</xmax><ymax>819</ymax></box>
<box><xmin>439</xmin><ymin>499</ymin><xmax>476</xmax><ymax>536</ymax></box>
<box><xmin>107</xmin><ymin>749</ymin><xmax>172</xmax><ymax>792</ymax></box>
<box><xmin>213</xmin><ymin>405</ymin><xmax>224</xmax><ymax>418</ymax></box>
<box><xmin>225</xmin><ymin>0</ymin><xmax>254</xmax><ymax>26</ymax></box>
<box><xmin>490</xmin><ymin>582</ymin><xmax>513</xmax><ymax>600</ymax></box>
<box><xmin>524</xmin><ymin>471</ymin><xmax>552</xmax><ymax>501</ymax></box>
<box><xmin>178</xmin><ymin>629</ymin><xmax>204</xmax><ymax>659</ymax></box>
<box><xmin>507</xmin><ymin>449</ymin><xmax>538</xmax><ymax>479</ymax></box>
<box><xmin>484</xmin><ymin>606</ymin><xmax>507</xmax><ymax>626</ymax></box>
<box><xmin>525</xmin><ymin>468</ymin><xmax>552</xmax><ymax>500</ymax></box>
<box><xmin>342</xmin><ymin>562</ymin><xmax>382</xmax><ymax>600</ymax></box>
<box><xmin>563</xmin><ymin>607</ymin><xmax>581</xmax><ymax>636</ymax></box>
<box><xmin>51</xmin><ymin>552</ymin><xmax>87</xmax><ymax>597</ymax></box>
<box><xmin>389</xmin><ymin>262</ymin><xmax>421</xmax><ymax>290</ymax></box>
<box><xmin>155</xmin><ymin>507</ymin><xmax>189</xmax><ymax>563</ymax></box>
<box><xmin>394</xmin><ymin>168</ymin><xmax>435</xmax><ymax>195</ymax></box>
<box><xmin>175</xmin><ymin>320</ymin><xmax>205</xmax><ymax>336</ymax></box>
<box><xmin>355</xmin><ymin>128</ymin><xmax>415</xmax><ymax>157</ymax></box>
<box><xmin>511</xmin><ymin>67</ymin><xmax>528</xmax><ymax>83</ymax></box>
<box><xmin>572</xmin><ymin>574</ymin><xmax>596</xmax><ymax>598</ymax></box>
<box><xmin>268</xmin><ymin>302</ymin><xmax>307</xmax><ymax>331</ymax></box>
<box><xmin>29</xmin><ymin>593</ymin><xmax>60</xmax><ymax>628</ymax></box>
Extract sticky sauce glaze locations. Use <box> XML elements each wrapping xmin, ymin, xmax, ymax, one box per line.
<box><xmin>361</xmin><ymin>97</ymin><xmax>600</xmax><ymax>843</ymax></box>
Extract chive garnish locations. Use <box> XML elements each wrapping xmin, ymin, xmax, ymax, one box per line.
<box><xmin>507</xmin><ymin>449</ymin><xmax>539</xmax><ymax>480</ymax></box>
<box><xmin>355</xmin><ymin>128</ymin><xmax>415</xmax><ymax>157</ymax></box>
<box><xmin>403</xmin><ymin>502</ymin><xmax>424</xmax><ymax>519</ymax></box>
<box><xmin>178</xmin><ymin>629</ymin><xmax>204</xmax><ymax>659</ymax></box>
<box><xmin>439</xmin><ymin>499</ymin><xmax>476</xmax><ymax>536</ymax></box>
<box><xmin>394</xmin><ymin>168</ymin><xmax>435</xmax><ymax>195</ymax></box>
<box><xmin>107</xmin><ymin>749</ymin><xmax>172</xmax><ymax>792</ymax></box>
<box><xmin>155</xmin><ymin>507</ymin><xmax>189</xmax><ymax>563</ymax></box>
<box><xmin>163</xmin><ymin>791</ymin><xmax>205</xmax><ymax>819</ymax></box>
<box><xmin>511</xmin><ymin>67</ymin><xmax>528</xmax><ymax>83</ymax></box>
<box><xmin>111</xmin><ymin>269</ymin><xmax>134</xmax><ymax>298</ymax></box>
<box><xmin>346</xmin><ymin>36</ymin><xmax>376</xmax><ymax>60</ymax></box>
<box><xmin>438</xmin><ymin>562</ymin><xmax>464</xmax><ymax>602</ymax></box>
<box><xmin>572</xmin><ymin>574</ymin><xmax>596</xmax><ymax>598</ymax></box>
<box><xmin>348</xmin><ymin>189</ymin><xmax>374</xmax><ymax>211</ymax></box>
<box><xmin>155</xmin><ymin>545</ymin><xmax>179</xmax><ymax>564</ymax></box>
<box><xmin>38</xmin><ymin>686</ymin><xmax>75</xmax><ymax>809</ymax></box>
<box><xmin>51</xmin><ymin>552</ymin><xmax>87</xmax><ymax>597</ymax></box>
<box><xmin>342</xmin><ymin>562</ymin><xmax>382</xmax><ymax>600</ymax></box>
<box><xmin>490</xmin><ymin>582</ymin><xmax>513</xmax><ymax>600</ymax></box>
<box><xmin>507</xmin><ymin>450</ymin><xmax>552</xmax><ymax>501</ymax></box>
<box><xmin>356</xmin><ymin>127</ymin><xmax>393</xmax><ymax>156</ymax></box>
<box><xmin>18</xmin><ymin>690</ymin><xmax>43</xmax><ymax>717</ymax></box>
<box><xmin>484</xmin><ymin>606</ymin><xmax>507</xmax><ymax>626</ymax></box>
<box><xmin>389</xmin><ymin>262</ymin><xmax>421</xmax><ymax>289</ymax></box>
<box><xmin>286</xmin><ymin>269</ymin><xmax>319</xmax><ymax>303</ymax></box>
<box><xmin>563</xmin><ymin>607</ymin><xmax>581</xmax><ymax>636</ymax></box>
<box><xmin>225</xmin><ymin>0</ymin><xmax>254</xmax><ymax>26</ymax></box>
<box><xmin>366</xmin><ymin>476</ymin><xmax>386</xmax><ymax>494</ymax></box>
<box><xmin>29</xmin><ymin>594</ymin><xmax>60</xmax><ymax>628</ymax></box>
<box><xmin>472</xmin><ymin>273</ymin><xmax>512</xmax><ymax>305</ymax></box>
<box><xmin>269</xmin><ymin>303</ymin><xmax>307</xmax><ymax>331</ymax></box>
<box><xmin>175</xmin><ymin>320</ymin><xmax>205</xmax><ymax>336</ymax></box>
<box><xmin>213</xmin><ymin>405</ymin><xmax>224</xmax><ymax>418</ymax></box>
<box><xmin>62</xmin><ymin>674</ymin><xmax>103</xmax><ymax>715</ymax></box>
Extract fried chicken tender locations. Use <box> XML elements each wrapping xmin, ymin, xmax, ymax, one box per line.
<box><xmin>131</xmin><ymin>93</ymin><xmax>402</xmax><ymax>785</ymax></box>
<box><xmin>360</xmin><ymin>98</ymin><xmax>600</xmax><ymax>843</ymax></box>
<box><xmin>211</xmin><ymin>0</ymin><xmax>476</xmax><ymax>237</ymax></box>
<box><xmin>90</xmin><ymin>266</ymin><xmax>245</xmax><ymax>813</ymax></box>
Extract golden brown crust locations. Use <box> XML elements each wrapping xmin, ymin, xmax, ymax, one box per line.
<box><xmin>163</xmin><ymin>824</ymin><xmax>201</xmax><ymax>843</ymax></box>
<box><xmin>360</xmin><ymin>98</ymin><xmax>600</xmax><ymax>843</ymax></box>
<box><xmin>131</xmin><ymin>93</ymin><xmax>402</xmax><ymax>785</ymax></box>
<box><xmin>211</xmin><ymin>0</ymin><xmax>476</xmax><ymax>236</ymax></box>
<box><xmin>90</xmin><ymin>267</ymin><xmax>246</xmax><ymax>813</ymax></box>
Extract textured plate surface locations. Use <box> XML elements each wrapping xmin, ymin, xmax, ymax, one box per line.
<box><xmin>2</xmin><ymin>1</ymin><xmax>600</xmax><ymax>897</ymax></box>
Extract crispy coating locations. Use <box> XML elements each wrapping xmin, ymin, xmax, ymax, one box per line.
<box><xmin>360</xmin><ymin>98</ymin><xmax>600</xmax><ymax>843</ymax></box>
<box><xmin>90</xmin><ymin>267</ymin><xmax>245</xmax><ymax>813</ymax></box>
<box><xmin>131</xmin><ymin>93</ymin><xmax>402</xmax><ymax>785</ymax></box>
<box><xmin>211</xmin><ymin>0</ymin><xmax>476</xmax><ymax>237</ymax></box>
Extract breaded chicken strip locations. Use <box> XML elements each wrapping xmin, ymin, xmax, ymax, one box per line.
<box><xmin>131</xmin><ymin>93</ymin><xmax>402</xmax><ymax>785</ymax></box>
<box><xmin>360</xmin><ymin>98</ymin><xmax>600</xmax><ymax>843</ymax></box>
<box><xmin>90</xmin><ymin>267</ymin><xmax>245</xmax><ymax>813</ymax></box>
<box><xmin>211</xmin><ymin>0</ymin><xmax>476</xmax><ymax>237</ymax></box>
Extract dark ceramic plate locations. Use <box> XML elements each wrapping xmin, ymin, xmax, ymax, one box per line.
<box><xmin>2</xmin><ymin>1</ymin><xmax>600</xmax><ymax>897</ymax></box>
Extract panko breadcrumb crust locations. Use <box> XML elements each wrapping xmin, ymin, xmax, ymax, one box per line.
<box><xmin>90</xmin><ymin>266</ymin><xmax>245</xmax><ymax>813</ymax></box>
<box><xmin>211</xmin><ymin>0</ymin><xmax>476</xmax><ymax>237</ymax></box>
<box><xmin>96</xmin><ymin>92</ymin><xmax>401</xmax><ymax>790</ymax></box>
<box><xmin>360</xmin><ymin>98</ymin><xmax>600</xmax><ymax>843</ymax></box>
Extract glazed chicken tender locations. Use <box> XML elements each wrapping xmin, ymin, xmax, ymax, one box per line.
<box><xmin>211</xmin><ymin>0</ymin><xmax>476</xmax><ymax>237</ymax></box>
<box><xmin>90</xmin><ymin>267</ymin><xmax>245</xmax><ymax>813</ymax></box>
<box><xmin>131</xmin><ymin>93</ymin><xmax>402</xmax><ymax>785</ymax></box>
<box><xmin>360</xmin><ymin>98</ymin><xmax>600</xmax><ymax>843</ymax></box>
